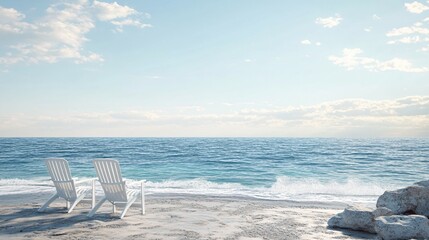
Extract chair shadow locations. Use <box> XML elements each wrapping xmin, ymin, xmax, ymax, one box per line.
<box><xmin>0</xmin><ymin>205</ymin><xmax>117</xmax><ymax>235</ymax></box>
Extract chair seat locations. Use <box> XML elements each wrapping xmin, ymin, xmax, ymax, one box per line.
<box><xmin>61</xmin><ymin>186</ymin><xmax>91</xmax><ymax>202</ymax></box>
<box><xmin>126</xmin><ymin>189</ymin><xmax>141</xmax><ymax>199</ymax></box>
<box><xmin>110</xmin><ymin>189</ymin><xmax>141</xmax><ymax>203</ymax></box>
<box><xmin>76</xmin><ymin>186</ymin><xmax>91</xmax><ymax>196</ymax></box>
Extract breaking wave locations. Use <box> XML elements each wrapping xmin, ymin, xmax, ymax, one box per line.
<box><xmin>0</xmin><ymin>176</ymin><xmax>399</xmax><ymax>204</ymax></box>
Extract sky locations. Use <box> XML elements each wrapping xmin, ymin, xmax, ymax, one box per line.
<box><xmin>0</xmin><ymin>0</ymin><xmax>428</xmax><ymax>137</ymax></box>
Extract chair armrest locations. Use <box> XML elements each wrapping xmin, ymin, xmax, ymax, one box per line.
<box><xmin>73</xmin><ymin>178</ymin><xmax>97</xmax><ymax>208</ymax></box>
<box><xmin>124</xmin><ymin>180</ymin><xmax>145</xmax><ymax>187</ymax></box>
<box><xmin>74</xmin><ymin>178</ymin><xmax>97</xmax><ymax>185</ymax></box>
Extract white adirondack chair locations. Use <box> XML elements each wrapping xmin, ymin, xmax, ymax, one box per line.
<box><xmin>88</xmin><ymin>159</ymin><xmax>145</xmax><ymax>219</ymax></box>
<box><xmin>38</xmin><ymin>158</ymin><xmax>96</xmax><ymax>213</ymax></box>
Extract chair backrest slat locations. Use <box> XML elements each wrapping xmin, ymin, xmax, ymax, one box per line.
<box><xmin>44</xmin><ymin>158</ymin><xmax>77</xmax><ymax>201</ymax></box>
<box><xmin>93</xmin><ymin>159</ymin><xmax>128</xmax><ymax>202</ymax></box>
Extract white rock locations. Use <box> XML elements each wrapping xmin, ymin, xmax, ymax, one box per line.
<box><xmin>376</xmin><ymin>183</ymin><xmax>429</xmax><ymax>216</ymax></box>
<box><xmin>328</xmin><ymin>206</ymin><xmax>392</xmax><ymax>233</ymax></box>
<box><xmin>375</xmin><ymin>215</ymin><xmax>429</xmax><ymax>240</ymax></box>
<box><xmin>373</xmin><ymin>207</ymin><xmax>394</xmax><ymax>218</ymax></box>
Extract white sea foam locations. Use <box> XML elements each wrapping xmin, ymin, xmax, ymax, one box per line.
<box><xmin>0</xmin><ymin>178</ymin><xmax>53</xmax><ymax>195</ymax></box>
<box><xmin>263</xmin><ymin>176</ymin><xmax>394</xmax><ymax>203</ymax></box>
<box><xmin>0</xmin><ymin>176</ymin><xmax>400</xmax><ymax>204</ymax></box>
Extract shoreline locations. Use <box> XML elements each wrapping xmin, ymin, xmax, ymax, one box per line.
<box><xmin>0</xmin><ymin>176</ymin><xmax>386</xmax><ymax>206</ymax></box>
<box><xmin>0</xmin><ymin>191</ymin><xmax>352</xmax><ymax>208</ymax></box>
<box><xmin>0</xmin><ymin>193</ymin><xmax>375</xmax><ymax>239</ymax></box>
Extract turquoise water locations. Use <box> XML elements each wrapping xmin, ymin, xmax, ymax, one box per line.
<box><xmin>0</xmin><ymin>138</ymin><xmax>428</xmax><ymax>203</ymax></box>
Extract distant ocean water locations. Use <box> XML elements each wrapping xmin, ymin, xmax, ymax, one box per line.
<box><xmin>0</xmin><ymin>138</ymin><xmax>428</xmax><ymax>204</ymax></box>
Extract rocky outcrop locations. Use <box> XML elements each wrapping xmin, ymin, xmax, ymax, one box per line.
<box><xmin>376</xmin><ymin>181</ymin><xmax>429</xmax><ymax>216</ymax></box>
<box><xmin>373</xmin><ymin>207</ymin><xmax>394</xmax><ymax>218</ymax></box>
<box><xmin>327</xmin><ymin>206</ymin><xmax>393</xmax><ymax>233</ymax></box>
<box><xmin>375</xmin><ymin>215</ymin><xmax>429</xmax><ymax>240</ymax></box>
<box><xmin>328</xmin><ymin>180</ymin><xmax>429</xmax><ymax>238</ymax></box>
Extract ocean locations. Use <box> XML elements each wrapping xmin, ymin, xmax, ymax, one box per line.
<box><xmin>0</xmin><ymin>138</ymin><xmax>428</xmax><ymax>204</ymax></box>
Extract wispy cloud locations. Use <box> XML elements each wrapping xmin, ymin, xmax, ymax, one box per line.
<box><xmin>0</xmin><ymin>0</ymin><xmax>149</xmax><ymax>65</ymax></box>
<box><xmin>329</xmin><ymin>48</ymin><xmax>428</xmax><ymax>72</ymax></box>
<box><xmin>387</xmin><ymin>36</ymin><xmax>429</xmax><ymax>44</ymax></box>
<box><xmin>111</xmin><ymin>19</ymin><xmax>151</xmax><ymax>32</ymax></box>
<box><xmin>300</xmin><ymin>39</ymin><xmax>321</xmax><ymax>46</ymax></box>
<box><xmin>315</xmin><ymin>14</ymin><xmax>342</xmax><ymax>28</ymax></box>
<box><xmin>301</xmin><ymin>39</ymin><xmax>311</xmax><ymax>45</ymax></box>
<box><xmin>386</xmin><ymin>20</ymin><xmax>429</xmax><ymax>51</ymax></box>
<box><xmin>387</xmin><ymin>26</ymin><xmax>429</xmax><ymax>37</ymax></box>
<box><xmin>93</xmin><ymin>0</ymin><xmax>151</xmax><ymax>32</ymax></box>
<box><xmin>1</xmin><ymin>96</ymin><xmax>428</xmax><ymax>137</ymax></box>
<box><xmin>405</xmin><ymin>1</ymin><xmax>429</xmax><ymax>14</ymax></box>
<box><xmin>372</xmin><ymin>14</ymin><xmax>381</xmax><ymax>20</ymax></box>
<box><xmin>92</xmin><ymin>0</ymin><xmax>137</xmax><ymax>21</ymax></box>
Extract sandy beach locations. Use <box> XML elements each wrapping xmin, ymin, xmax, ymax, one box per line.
<box><xmin>1</xmin><ymin>0</ymin><xmax>426</xmax><ymax>238</ymax></box>
<box><xmin>0</xmin><ymin>192</ymin><xmax>376</xmax><ymax>240</ymax></box>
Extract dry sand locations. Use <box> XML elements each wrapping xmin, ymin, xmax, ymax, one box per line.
<box><xmin>0</xmin><ymin>194</ymin><xmax>376</xmax><ymax>239</ymax></box>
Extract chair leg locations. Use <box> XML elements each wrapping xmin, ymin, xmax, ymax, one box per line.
<box><xmin>87</xmin><ymin>197</ymin><xmax>107</xmax><ymax>217</ymax></box>
<box><xmin>91</xmin><ymin>179</ymin><xmax>96</xmax><ymax>208</ymax></box>
<box><xmin>67</xmin><ymin>194</ymin><xmax>87</xmax><ymax>213</ymax></box>
<box><xmin>119</xmin><ymin>197</ymin><xmax>138</xmax><ymax>219</ymax></box>
<box><xmin>141</xmin><ymin>182</ymin><xmax>145</xmax><ymax>215</ymax></box>
<box><xmin>38</xmin><ymin>193</ymin><xmax>59</xmax><ymax>212</ymax></box>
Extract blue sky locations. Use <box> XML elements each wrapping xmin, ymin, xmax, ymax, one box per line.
<box><xmin>0</xmin><ymin>0</ymin><xmax>428</xmax><ymax>137</ymax></box>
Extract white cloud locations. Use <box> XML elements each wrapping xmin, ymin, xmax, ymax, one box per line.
<box><xmin>378</xmin><ymin>58</ymin><xmax>428</xmax><ymax>72</ymax></box>
<box><xmin>372</xmin><ymin>14</ymin><xmax>381</xmax><ymax>20</ymax></box>
<box><xmin>405</xmin><ymin>1</ymin><xmax>429</xmax><ymax>14</ymax></box>
<box><xmin>364</xmin><ymin>27</ymin><xmax>372</xmax><ymax>32</ymax></box>
<box><xmin>387</xmin><ymin>36</ymin><xmax>429</xmax><ymax>44</ymax></box>
<box><xmin>385</xmin><ymin>0</ymin><xmax>429</xmax><ymax>54</ymax></box>
<box><xmin>0</xmin><ymin>0</ymin><xmax>149</xmax><ymax>65</ymax></box>
<box><xmin>92</xmin><ymin>0</ymin><xmax>136</xmax><ymax>21</ymax></box>
<box><xmin>0</xmin><ymin>2</ymin><xmax>99</xmax><ymax>64</ymax></box>
<box><xmin>0</xmin><ymin>6</ymin><xmax>31</xmax><ymax>33</ymax></box>
<box><xmin>329</xmin><ymin>48</ymin><xmax>429</xmax><ymax>73</ymax></box>
<box><xmin>301</xmin><ymin>39</ymin><xmax>311</xmax><ymax>45</ymax></box>
<box><xmin>1</xmin><ymin>96</ymin><xmax>428</xmax><ymax>137</ymax></box>
<box><xmin>386</xmin><ymin>19</ymin><xmax>429</xmax><ymax>51</ymax></box>
<box><xmin>387</xmin><ymin>26</ymin><xmax>429</xmax><ymax>36</ymax></box>
<box><xmin>91</xmin><ymin>0</ymin><xmax>151</xmax><ymax>32</ymax></box>
<box><xmin>315</xmin><ymin>14</ymin><xmax>342</xmax><ymax>28</ymax></box>
<box><xmin>0</xmin><ymin>6</ymin><xmax>24</xmax><ymax>22</ymax></box>
<box><xmin>300</xmin><ymin>40</ymin><xmax>321</xmax><ymax>46</ymax></box>
<box><xmin>385</xmin><ymin>3</ymin><xmax>429</xmax><ymax>52</ymax></box>
<box><xmin>329</xmin><ymin>48</ymin><xmax>376</xmax><ymax>70</ymax></box>
<box><xmin>111</xmin><ymin>18</ymin><xmax>152</xmax><ymax>32</ymax></box>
